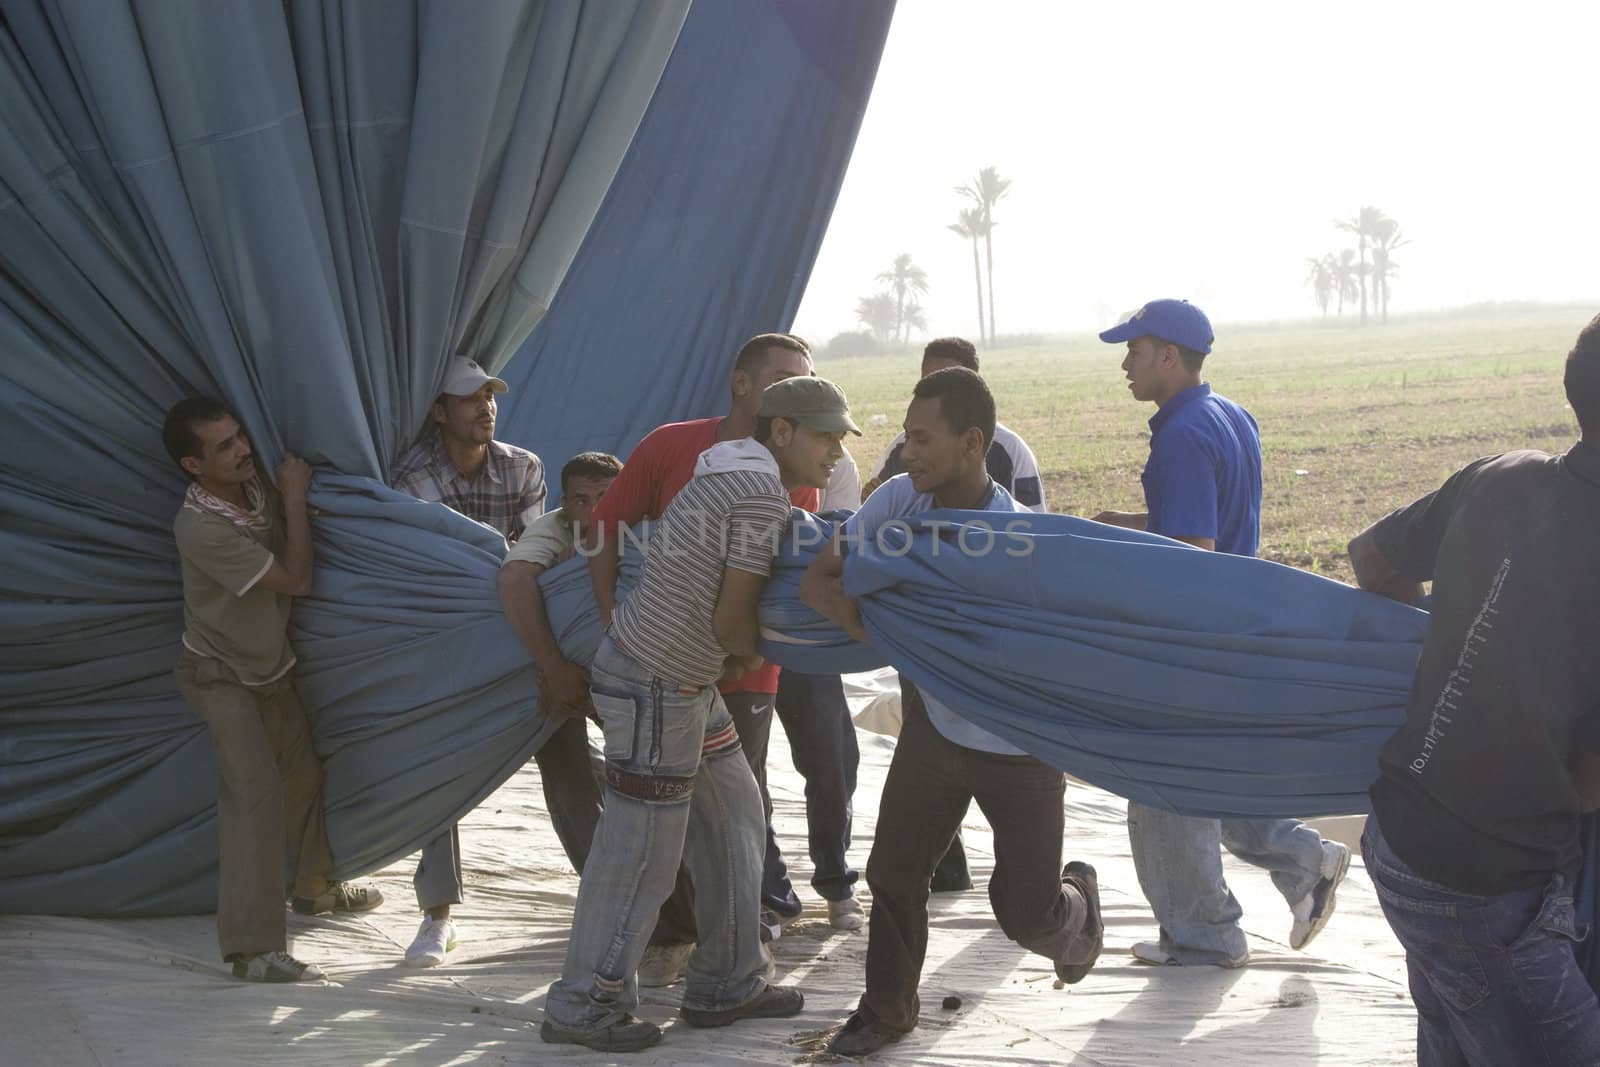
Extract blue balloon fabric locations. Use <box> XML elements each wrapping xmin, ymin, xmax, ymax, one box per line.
<box><xmin>0</xmin><ymin>0</ymin><xmax>894</xmax><ymax>916</ymax></box>
<box><xmin>759</xmin><ymin>510</ymin><xmax>1424</xmax><ymax>819</ymax></box>
<box><xmin>495</xmin><ymin>0</ymin><xmax>899</xmax><ymax>474</ymax></box>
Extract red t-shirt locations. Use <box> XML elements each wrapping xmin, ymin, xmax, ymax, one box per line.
<box><xmin>593</xmin><ymin>416</ymin><xmax>817</xmax><ymax>695</ymax></box>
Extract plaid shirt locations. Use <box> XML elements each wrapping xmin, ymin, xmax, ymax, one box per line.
<box><xmin>390</xmin><ymin>432</ymin><xmax>546</xmax><ymax>541</ymax></box>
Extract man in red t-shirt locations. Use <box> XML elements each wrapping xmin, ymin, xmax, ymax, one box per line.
<box><xmin>590</xmin><ymin>332</ymin><xmax>820</xmax><ymax>985</ymax></box>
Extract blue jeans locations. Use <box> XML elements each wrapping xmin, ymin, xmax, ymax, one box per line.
<box><xmin>774</xmin><ymin>670</ymin><xmax>859</xmax><ymax>902</ymax></box>
<box><xmin>544</xmin><ymin>637</ymin><xmax>769</xmax><ymax>1029</ymax></box>
<box><xmin>1363</xmin><ymin>819</ymin><xmax>1600</xmax><ymax>1067</ymax></box>
<box><xmin>1127</xmin><ymin>802</ymin><xmax>1324</xmax><ymax>964</ymax></box>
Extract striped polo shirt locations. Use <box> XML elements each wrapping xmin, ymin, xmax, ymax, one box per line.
<box><xmin>611</xmin><ymin>441</ymin><xmax>791</xmax><ymax>687</ymax></box>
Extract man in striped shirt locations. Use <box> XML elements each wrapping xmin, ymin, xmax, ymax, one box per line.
<box><xmin>587</xmin><ymin>333</ymin><xmax>821</xmax><ymax>985</ymax></box>
<box><xmin>542</xmin><ymin>377</ymin><xmax>861</xmax><ymax>1053</ymax></box>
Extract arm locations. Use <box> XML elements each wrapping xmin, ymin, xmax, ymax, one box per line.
<box><xmin>1574</xmin><ymin>713</ymin><xmax>1600</xmax><ymax>812</ymax></box>
<box><xmin>513</xmin><ymin>456</ymin><xmax>549</xmax><ymax>540</ymax></box>
<box><xmin>587</xmin><ymin>532</ymin><xmax>622</xmax><ymax>629</ymax></box>
<box><xmin>585</xmin><ymin>436</ymin><xmax>658</xmax><ymax>628</ymax></box>
<box><xmin>256</xmin><ymin>456</ymin><xmax>314</xmax><ymax>597</ymax></box>
<box><xmin>1346</xmin><ymin>460</ymin><xmax>1492</xmax><ymax>602</ymax></box>
<box><xmin>1091</xmin><ymin>510</ymin><xmax>1148</xmax><ymax>531</ymax></box>
<box><xmin>499</xmin><ymin>561</ymin><xmax>591</xmax><ymax>718</ymax></box>
<box><xmin>799</xmin><ymin>531</ymin><xmax>868</xmax><ymax>643</ymax></box>
<box><xmin>1347</xmin><ymin>526</ymin><xmax>1425</xmax><ymax>604</ymax></box>
<box><xmin>1007</xmin><ymin>432</ymin><xmax>1049</xmax><ymax>512</ymax></box>
<box><xmin>713</xmin><ymin>566</ymin><xmax>768</xmax><ymax>660</ymax></box>
<box><xmin>1578</xmin><ymin>751</ymin><xmax>1600</xmax><ymax>813</ymax></box>
<box><xmin>1134</xmin><ymin>429</ymin><xmax>1221</xmax><ymax>547</ymax></box>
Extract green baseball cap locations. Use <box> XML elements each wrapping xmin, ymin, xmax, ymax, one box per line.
<box><xmin>759</xmin><ymin>376</ymin><xmax>862</xmax><ymax>435</ymax></box>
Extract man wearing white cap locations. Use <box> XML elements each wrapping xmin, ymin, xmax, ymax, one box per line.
<box><xmin>390</xmin><ymin>356</ymin><xmax>549</xmax><ymax>965</ymax></box>
<box><xmin>392</xmin><ymin>357</ymin><xmax>547</xmax><ymax>542</ymax></box>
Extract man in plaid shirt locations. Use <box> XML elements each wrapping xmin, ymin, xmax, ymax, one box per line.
<box><xmin>389</xmin><ymin>356</ymin><xmax>547</xmax><ymax>967</ymax></box>
<box><xmin>391</xmin><ymin>357</ymin><xmax>547</xmax><ymax>542</ymax></box>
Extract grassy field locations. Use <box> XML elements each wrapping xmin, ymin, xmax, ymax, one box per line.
<box><xmin>817</xmin><ymin>303</ymin><xmax>1592</xmax><ymax>584</ymax></box>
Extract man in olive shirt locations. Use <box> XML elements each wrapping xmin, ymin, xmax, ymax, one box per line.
<box><xmin>1349</xmin><ymin>313</ymin><xmax>1600</xmax><ymax>1065</ymax></box>
<box><xmin>164</xmin><ymin>398</ymin><xmax>380</xmax><ymax>983</ymax></box>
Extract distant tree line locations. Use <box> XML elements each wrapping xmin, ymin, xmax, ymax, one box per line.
<box><xmin>1305</xmin><ymin>206</ymin><xmax>1409</xmax><ymax>324</ymax></box>
<box><xmin>842</xmin><ymin>165</ymin><xmax>1012</xmax><ymax>355</ymax></box>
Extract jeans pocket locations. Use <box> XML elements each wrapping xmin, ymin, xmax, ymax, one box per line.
<box><xmin>1371</xmin><ymin>877</ymin><xmax>1491</xmax><ymax>1013</ymax></box>
<box><xmin>1501</xmin><ymin>885</ymin><xmax>1599</xmax><ymax>1034</ymax></box>
<box><xmin>591</xmin><ymin>688</ymin><xmax>640</xmax><ymax>766</ymax></box>
<box><xmin>1516</xmin><ymin>888</ymin><xmax>1581</xmax><ymax>948</ymax></box>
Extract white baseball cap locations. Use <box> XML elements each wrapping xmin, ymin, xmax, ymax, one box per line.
<box><xmin>441</xmin><ymin>357</ymin><xmax>508</xmax><ymax>396</ymax></box>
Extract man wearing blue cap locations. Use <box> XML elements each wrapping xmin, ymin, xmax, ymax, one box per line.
<box><xmin>1094</xmin><ymin>299</ymin><xmax>1351</xmax><ymax>968</ymax></box>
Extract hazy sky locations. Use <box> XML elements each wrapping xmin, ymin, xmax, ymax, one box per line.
<box><xmin>795</xmin><ymin>0</ymin><xmax>1600</xmax><ymax>342</ymax></box>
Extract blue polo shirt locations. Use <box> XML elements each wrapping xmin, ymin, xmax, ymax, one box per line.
<box><xmin>1141</xmin><ymin>383</ymin><xmax>1262</xmax><ymax>557</ymax></box>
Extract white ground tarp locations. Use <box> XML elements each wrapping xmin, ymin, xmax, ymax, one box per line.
<box><xmin>3</xmin><ymin>672</ymin><xmax>1416</xmax><ymax>1065</ymax></box>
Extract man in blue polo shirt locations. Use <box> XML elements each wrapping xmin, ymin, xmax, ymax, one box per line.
<box><xmin>1093</xmin><ymin>299</ymin><xmax>1351</xmax><ymax>968</ymax></box>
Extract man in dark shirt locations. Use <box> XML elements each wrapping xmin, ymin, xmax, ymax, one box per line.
<box><xmin>1348</xmin><ymin>312</ymin><xmax>1600</xmax><ymax>1066</ymax></box>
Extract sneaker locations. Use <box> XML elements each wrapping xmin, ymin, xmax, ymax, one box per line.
<box><xmin>539</xmin><ymin>1014</ymin><xmax>662</xmax><ymax>1053</ymax></box>
<box><xmin>680</xmin><ymin>983</ymin><xmax>804</xmax><ymax>1028</ymax></box>
<box><xmin>1289</xmin><ymin>840</ymin><xmax>1352</xmax><ymax>950</ymax></box>
<box><xmin>1131</xmin><ymin>941</ymin><xmax>1249</xmax><ymax>968</ymax></box>
<box><xmin>231</xmin><ymin>950</ymin><xmax>324</xmax><ymax>982</ymax></box>
<box><xmin>1055</xmin><ymin>861</ymin><xmax>1103</xmax><ymax>984</ymax></box>
<box><xmin>405</xmin><ymin>917</ymin><xmax>457</xmax><ymax>967</ymax></box>
<box><xmin>291</xmin><ymin>881</ymin><xmax>384</xmax><ymax>916</ymax></box>
<box><xmin>758</xmin><ymin>906</ymin><xmax>803</xmax><ymax>943</ymax></box>
<box><xmin>638</xmin><ymin>941</ymin><xmax>694</xmax><ymax>987</ymax></box>
<box><xmin>827</xmin><ymin>896</ymin><xmax>866</xmax><ymax>931</ymax></box>
<box><xmin>826</xmin><ymin>1010</ymin><xmax>903</xmax><ymax>1057</ymax></box>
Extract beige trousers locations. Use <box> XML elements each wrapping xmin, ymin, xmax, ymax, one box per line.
<box><xmin>175</xmin><ymin>649</ymin><xmax>333</xmax><ymax>960</ymax></box>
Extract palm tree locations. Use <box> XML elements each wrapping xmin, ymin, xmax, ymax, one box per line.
<box><xmin>855</xmin><ymin>293</ymin><xmax>898</xmax><ymax>343</ymax></box>
<box><xmin>1328</xmin><ymin>248</ymin><xmax>1361</xmax><ymax>318</ymax></box>
<box><xmin>1368</xmin><ymin>219</ymin><xmax>1409</xmax><ymax>324</ymax></box>
<box><xmin>1335</xmin><ymin>206</ymin><xmax>1392</xmax><ymax>326</ymax></box>
<box><xmin>875</xmin><ymin>253</ymin><xmax>930</xmax><ymax>345</ymax></box>
<box><xmin>902</xmin><ymin>298</ymin><xmax>928</xmax><ymax>340</ymax></box>
<box><xmin>959</xmin><ymin>166</ymin><xmax>1011</xmax><ymax>342</ymax></box>
<box><xmin>1304</xmin><ymin>255</ymin><xmax>1334</xmax><ymax>317</ymax></box>
<box><xmin>947</xmin><ymin>207</ymin><xmax>988</xmax><ymax>344</ymax></box>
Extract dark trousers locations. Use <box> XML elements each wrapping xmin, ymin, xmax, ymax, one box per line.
<box><xmin>1362</xmin><ymin>820</ymin><xmax>1600</xmax><ymax>1067</ymax></box>
<box><xmin>774</xmin><ymin>669</ymin><xmax>860</xmax><ymax>902</ymax></box>
<box><xmin>535</xmin><ymin>714</ymin><xmax>605</xmax><ymax>875</ymax></box>
<box><xmin>650</xmin><ymin>690</ymin><xmax>798</xmax><ymax>945</ymax></box>
<box><xmin>415</xmin><ymin>708</ymin><xmax>607</xmax><ymax>911</ymax></box>
<box><xmin>175</xmin><ymin>650</ymin><xmax>333</xmax><ymax>961</ymax></box>
<box><xmin>859</xmin><ymin>687</ymin><xmax>1092</xmax><ymax>1035</ymax></box>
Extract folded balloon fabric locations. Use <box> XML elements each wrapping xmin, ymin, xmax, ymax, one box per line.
<box><xmin>9</xmin><ymin>491</ymin><xmax>1593</xmax><ymax>994</ymax></box>
<box><xmin>752</xmin><ymin>508</ymin><xmax>1598</xmax><ymax>987</ymax></box>
<box><xmin>757</xmin><ymin>508</ymin><xmax>1424</xmax><ymax>820</ymax></box>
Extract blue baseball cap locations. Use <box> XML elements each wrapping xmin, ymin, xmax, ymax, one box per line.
<box><xmin>1098</xmin><ymin>299</ymin><xmax>1214</xmax><ymax>355</ymax></box>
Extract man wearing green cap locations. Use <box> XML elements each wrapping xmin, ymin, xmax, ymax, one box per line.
<box><xmin>542</xmin><ymin>376</ymin><xmax>860</xmax><ymax>1053</ymax></box>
